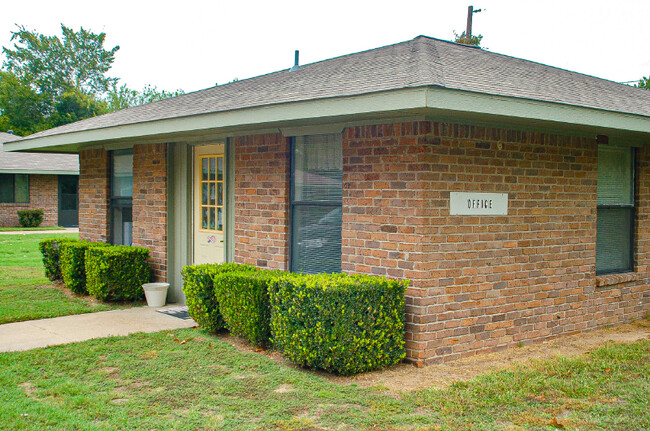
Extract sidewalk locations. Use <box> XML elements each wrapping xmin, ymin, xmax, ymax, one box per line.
<box><xmin>0</xmin><ymin>227</ymin><xmax>79</xmax><ymax>235</ymax></box>
<box><xmin>0</xmin><ymin>306</ymin><xmax>196</xmax><ymax>353</ymax></box>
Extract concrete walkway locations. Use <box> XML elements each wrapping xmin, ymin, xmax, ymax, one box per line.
<box><xmin>0</xmin><ymin>306</ymin><xmax>196</xmax><ymax>353</ymax></box>
<box><xmin>0</xmin><ymin>227</ymin><xmax>79</xmax><ymax>235</ymax></box>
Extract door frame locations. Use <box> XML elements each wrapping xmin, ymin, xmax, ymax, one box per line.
<box><xmin>57</xmin><ymin>174</ymin><xmax>79</xmax><ymax>227</ymax></box>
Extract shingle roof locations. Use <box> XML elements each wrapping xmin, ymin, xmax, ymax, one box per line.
<box><xmin>0</xmin><ymin>133</ymin><xmax>79</xmax><ymax>173</ymax></box>
<box><xmin>20</xmin><ymin>36</ymin><xmax>650</xmax><ymax>141</ymax></box>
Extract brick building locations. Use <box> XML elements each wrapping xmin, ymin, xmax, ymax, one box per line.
<box><xmin>6</xmin><ymin>36</ymin><xmax>649</xmax><ymax>364</ymax></box>
<box><xmin>0</xmin><ymin>132</ymin><xmax>79</xmax><ymax>227</ymax></box>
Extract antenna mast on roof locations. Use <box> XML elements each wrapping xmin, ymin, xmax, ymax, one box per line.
<box><xmin>466</xmin><ymin>5</ymin><xmax>483</xmax><ymax>38</ymax></box>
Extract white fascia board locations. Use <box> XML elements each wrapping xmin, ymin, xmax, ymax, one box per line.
<box><xmin>0</xmin><ymin>169</ymin><xmax>79</xmax><ymax>175</ymax></box>
<box><xmin>4</xmin><ymin>86</ymin><xmax>649</xmax><ymax>152</ymax></box>
<box><xmin>4</xmin><ymin>89</ymin><xmax>428</xmax><ymax>152</ymax></box>
<box><xmin>426</xmin><ymin>87</ymin><xmax>650</xmax><ymax>134</ymax></box>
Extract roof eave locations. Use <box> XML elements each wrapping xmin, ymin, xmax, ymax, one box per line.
<box><xmin>4</xmin><ymin>86</ymin><xmax>649</xmax><ymax>152</ymax></box>
<box><xmin>0</xmin><ymin>169</ymin><xmax>79</xmax><ymax>175</ymax></box>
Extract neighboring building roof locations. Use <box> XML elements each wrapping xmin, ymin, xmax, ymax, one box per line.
<box><xmin>6</xmin><ymin>36</ymin><xmax>650</xmax><ymax>150</ymax></box>
<box><xmin>0</xmin><ymin>133</ymin><xmax>79</xmax><ymax>174</ymax></box>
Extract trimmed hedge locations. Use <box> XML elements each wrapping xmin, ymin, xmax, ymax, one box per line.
<box><xmin>181</xmin><ymin>263</ymin><xmax>258</xmax><ymax>332</ymax></box>
<box><xmin>85</xmin><ymin>245</ymin><xmax>150</xmax><ymax>301</ymax></box>
<box><xmin>270</xmin><ymin>273</ymin><xmax>407</xmax><ymax>376</ymax></box>
<box><xmin>18</xmin><ymin>209</ymin><xmax>44</xmax><ymax>228</ymax></box>
<box><xmin>213</xmin><ymin>270</ymin><xmax>284</xmax><ymax>346</ymax></box>
<box><xmin>60</xmin><ymin>241</ymin><xmax>110</xmax><ymax>294</ymax></box>
<box><xmin>39</xmin><ymin>237</ymin><xmax>79</xmax><ymax>281</ymax></box>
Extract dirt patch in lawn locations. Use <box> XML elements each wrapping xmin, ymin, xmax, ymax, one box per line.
<box><xmin>217</xmin><ymin>321</ymin><xmax>650</xmax><ymax>393</ymax></box>
<box><xmin>38</xmin><ymin>281</ymin><xmax>105</xmax><ymax>306</ymax></box>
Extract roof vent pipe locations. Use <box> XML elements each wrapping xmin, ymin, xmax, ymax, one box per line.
<box><xmin>290</xmin><ymin>50</ymin><xmax>300</xmax><ymax>71</ymax></box>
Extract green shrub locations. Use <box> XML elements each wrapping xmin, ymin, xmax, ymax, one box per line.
<box><xmin>17</xmin><ymin>209</ymin><xmax>44</xmax><ymax>227</ymax></box>
<box><xmin>38</xmin><ymin>237</ymin><xmax>79</xmax><ymax>281</ymax></box>
<box><xmin>213</xmin><ymin>270</ymin><xmax>284</xmax><ymax>346</ymax></box>
<box><xmin>181</xmin><ymin>263</ymin><xmax>258</xmax><ymax>332</ymax></box>
<box><xmin>59</xmin><ymin>240</ymin><xmax>109</xmax><ymax>294</ymax></box>
<box><xmin>270</xmin><ymin>273</ymin><xmax>408</xmax><ymax>376</ymax></box>
<box><xmin>60</xmin><ymin>241</ymin><xmax>110</xmax><ymax>294</ymax></box>
<box><xmin>85</xmin><ymin>245</ymin><xmax>150</xmax><ymax>301</ymax></box>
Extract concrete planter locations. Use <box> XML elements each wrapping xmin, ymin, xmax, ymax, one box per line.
<box><xmin>142</xmin><ymin>283</ymin><xmax>169</xmax><ymax>307</ymax></box>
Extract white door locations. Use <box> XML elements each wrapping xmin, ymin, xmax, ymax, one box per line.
<box><xmin>193</xmin><ymin>144</ymin><xmax>225</xmax><ymax>264</ymax></box>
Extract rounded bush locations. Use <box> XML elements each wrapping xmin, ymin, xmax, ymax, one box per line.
<box><xmin>39</xmin><ymin>237</ymin><xmax>79</xmax><ymax>281</ymax></box>
<box><xmin>181</xmin><ymin>263</ymin><xmax>258</xmax><ymax>332</ymax></box>
<box><xmin>60</xmin><ymin>241</ymin><xmax>110</xmax><ymax>294</ymax></box>
<box><xmin>270</xmin><ymin>273</ymin><xmax>407</xmax><ymax>376</ymax></box>
<box><xmin>85</xmin><ymin>245</ymin><xmax>150</xmax><ymax>301</ymax></box>
<box><xmin>17</xmin><ymin>209</ymin><xmax>44</xmax><ymax>227</ymax></box>
<box><xmin>213</xmin><ymin>270</ymin><xmax>284</xmax><ymax>346</ymax></box>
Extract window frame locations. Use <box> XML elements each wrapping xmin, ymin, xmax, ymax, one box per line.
<box><xmin>0</xmin><ymin>173</ymin><xmax>30</xmax><ymax>204</ymax></box>
<box><xmin>198</xmin><ymin>154</ymin><xmax>225</xmax><ymax>233</ymax></box>
<box><xmin>289</xmin><ymin>134</ymin><xmax>343</xmax><ymax>274</ymax></box>
<box><xmin>596</xmin><ymin>145</ymin><xmax>635</xmax><ymax>276</ymax></box>
<box><xmin>109</xmin><ymin>148</ymin><xmax>134</xmax><ymax>245</ymax></box>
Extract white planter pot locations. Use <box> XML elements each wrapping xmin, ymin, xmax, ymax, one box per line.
<box><xmin>142</xmin><ymin>282</ymin><xmax>169</xmax><ymax>307</ymax></box>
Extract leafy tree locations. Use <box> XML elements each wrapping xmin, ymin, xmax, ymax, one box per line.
<box><xmin>0</xmin><ymin>24</ymin><xmax>185</xmax><ymax>135</ymax></box>
<box><xmin>454</xmin><ymin>31</ymin><xmax>483</xmax><ymax>47</ymax></box>
<box><xmin>636</xmin><ymin>76</ymin><xmax>649</xmax><ymax>89</ymax></box>
<box><xmin>3</xmin><ymin>24</ymin><xmax>119</xmax><ymax>98</ymax></box>
<box><xmin>0</xmin><ymin>70</ymin><xmax>50</xmax><ymax>135</ymax></box>
<box><xmin>49</xmin><ymin>87</ymin><xmax>107</xmax><ymax>127</ymax></box>
<box><xmin>106</xmin><ymin>83</ymin><xmax>184</xmax><ymax>111</ymax></box>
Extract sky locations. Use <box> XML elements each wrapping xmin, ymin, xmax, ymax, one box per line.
<box><xmin>1</xmin><ymin>0</ymin><xmax>648</xmax><ymax>94</ymax></box>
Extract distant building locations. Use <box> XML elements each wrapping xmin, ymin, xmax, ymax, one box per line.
<box><xmin>0</xmin><ymin>132</ymin><xmax>79</xmax><ymax>227</ymax></box>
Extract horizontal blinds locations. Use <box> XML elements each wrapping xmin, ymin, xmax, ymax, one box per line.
<box><xmin>596</xmin><ymin>145</ymin><xmax>634</xmax><ymax>275</ymax></box>
<box><xmin>596</xmin><ymin>208</ymin><xmax>632</xmax><ymax>274</ymax></box>
<box><xmin>597</xmin><ymin>145</ymin><xmax>633</xmax><ymax>206</ymax></box>
<box><xmin>291</xmin><ymin>134</ymin><xmax>342</xmax><ymax>274</ymax></box>
<box><xmin>291</xmin><ymin>206</ymin><xmax>342</xmax><ymax>274</ymax></box>
<box><xmin>293</xmin><ymin>133</ymin><xmax>342</xmax><ymax>203</ymax></box>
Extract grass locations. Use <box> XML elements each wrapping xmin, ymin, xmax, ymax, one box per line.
<box><xmin>0</xmin><ymin>233</ymin><xmax>125</xmax><ymax>324</ymax></box>
<box><xmin>0</xmin><ymin>329</ymin><xmax>647</xmax><ymax>430</ymax></box>
<box><xmin>0</xmin><ymin>226</ymin><xmax>66</xmax><ymax>232</ymax></box>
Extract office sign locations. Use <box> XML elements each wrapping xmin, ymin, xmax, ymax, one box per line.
<box><xmin>449</xmin><ymin>192</ymin><xmax>508</xmax><ymax>215</ymax></box>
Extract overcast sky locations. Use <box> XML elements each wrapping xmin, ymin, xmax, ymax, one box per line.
<box><xmin>1</xmin><ymin>0</ymin><xmax>648</xmax><ymax>93</ymax></box>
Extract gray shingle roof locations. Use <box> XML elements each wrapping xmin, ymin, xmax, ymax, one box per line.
<box><xmin>0</xmin><ymin>133</ymin><xmax>79</xmax><ymax>173</ymax></box>
<box><xmin>20</xmin><ymin>36</ymin><xmax>650</xmax><ymax>141</ymax></box>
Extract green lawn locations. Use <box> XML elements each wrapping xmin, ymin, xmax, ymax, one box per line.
<box><xmin>0</xmin><ymin>226</ymin><xmax>66</xmax><ymax>232</ymax></box>
<box><xmin>0</xmin><ymin>329</ymin><xmax>647</xmax><ymax>430</ymax></box>
<box><xmin>0</xmin><ymin>233</ymin><xmax>121</xmax><ymax>324</ymax></box>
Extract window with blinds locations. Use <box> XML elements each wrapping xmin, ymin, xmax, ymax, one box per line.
<box><xmin>596</xmin><ymin>145</ymin><xmax>634</xmax><ymax>275</ymax></box>
<box><xmin>290</xmin><ymin>134</ymin><xmax>342</xmax><ymax>274</ymax></box>
<box><xmin>110</xmin><ymin>149</ymin><xmax>133</xmax><ymax>246</ymax></box>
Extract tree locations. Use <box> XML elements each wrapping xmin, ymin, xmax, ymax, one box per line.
<box><xmin>106</xmin><ymin>83</ymin><xmax>184</xmax><ymax>111</ymax></box>
<box><xmin>0</xmin><ymin>70</ymin><xmax>50</xmax><ymax>135</ymax></box>
<box><xmin>636</xmin><ymin>76</ymin><xmax>649</xmax><ymax>89</ymax></box>
<box><xmin>454</xmin><ymin>31</ymin><xmax>483</xmax><ymax>47</ymax></box>
<box><xmin>3</xmin><ymin>24</ymin><xmax>119</xmax><ymax>98</ymax></box>
<box><xmin>0</xmin><ymin>24</ymin><xmax>184</xmax><ymax>135</ymax></box>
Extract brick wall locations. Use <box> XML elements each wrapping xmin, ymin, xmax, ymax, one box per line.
<box><xmin>132</xmin><ymin>143</ymin><xmax>168</xmax><ymax>282</ymax></box>
<box><xmin>233</xmin><ymin>133</ymin><xmax>291</xmax><ymax>270</ymax></box>
<box><xmin>0</xmin><ymin>174</ymin><xmax>59</xmax><ymax>227</ymax></box>
<box><xmin>79</xmin><ymin>149</ymin><xmax>110</xmax><ymax>242</ymax></box>
<box><xmin>342</xmin><ymin>121</ymin><xmax>649</xmax><ymax>364</ymax></box>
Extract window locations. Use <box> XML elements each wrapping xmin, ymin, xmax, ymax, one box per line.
<box><xmin>290</xmin><ymin>134</ymin><xmax>342</xmax><ymax>274</ymax></box>
<box><xmin>596</xmin><ymin>145</ymin><xmax>634</xmax><ymax>275</ymax></box>
<box><xmin>0</xmin><ymin>174</ymin><xmax>29</xmax><ymax>203</ymax></box>
<box><xmin>110</xmin><ymin>149</ymin><xmax>133</xmax><ymax>245</ymax></box>
<box><xmin>199</xmin><ymin>155</ymin><xmax>224</xmax><ymax>232</ymax></box>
